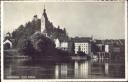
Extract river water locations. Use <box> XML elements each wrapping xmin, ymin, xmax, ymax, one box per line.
<box><xmin>4</xmin><ymin>56</ymin><xmax>125</xmax><ymax>79</ymax></box>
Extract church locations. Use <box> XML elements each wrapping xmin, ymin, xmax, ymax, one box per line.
<box><xmin>39</xmin><ymin>7</ymin><xmax>69</xmax><ymax>50</ymax></box>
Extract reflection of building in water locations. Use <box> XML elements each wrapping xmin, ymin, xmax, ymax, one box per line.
<box><xmin>89</xmin><ymin>59</ymin><xmax>125</xmax><ymax>77</ymax></box>
<box><xmin>55</xmin><ymin>65</ymin><xmax>59</xmax><ymax>79</ymax></box>
<box><xmin>60</xmin><ymin>64</ymin><xmax>68</xmax><ymax>77</ymax></box>
<box><xmin>55</xmin><ymin>61</ymin><xmax>89</xmax><ymax>79</ymax></box>
<box><xmin>54</xmin><ymin>60</ymin><xmax>124</xmax><ymax>79</ymax></box>
<box><xmin>55</xmin><ymin>63</ymin><xmax>74</xmax><ymax>79</ymax></box>
<box><xmin>89</xmin><ymin>60</ymin><xmax>110</xmax><ymax>77</ymax></box>
<box><xmin>54</xmin><ymin>61</ymin><xmax>112</xmax><ymax>79</ymax></box>
<box><xmin>80</xmin><ymin>61</ymin><xmax>88</xmax><ymax>78</ymax></box>
<box><xmin>105</xmin><ymin>63</ymin><xmax>109</xmax><ymax>75</ymax></box>
<box><xmin>74</xmin><ymin>61</ymin><xmax>79</xmax><ymax>78</ymax></box>
<box><xmin>74</xmin><ymin>61</ymin><xmax>89</xmax><ymax>78</ymax></box>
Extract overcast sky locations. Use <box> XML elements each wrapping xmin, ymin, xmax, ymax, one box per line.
<box><xmin>3</xmin><ymin>2</ymin><xmax>125</xmax><ymax>39</ymax></box>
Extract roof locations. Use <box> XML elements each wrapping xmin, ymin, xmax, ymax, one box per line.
<box><xmin>70</xmin><ymin>37</ymin><xmax>92</xmax><ymax>43</ymax></box>
<box><xmin>95</xmin><ymin>40</ymin><xmax>103</xmax><ymax>44</ymax></box>
<box><xmin>3</xmin><ymin>39</ymin><xmax>12</xmax><ymax>44</ymax></box>
<box><xmin>95</xmin><ymin>39</ymin><xmax>125</xmax><ymax>46</ymax></box>
<box><xmin>58</xmin><ymin>37</ymin><xmax>69</xmax><ymax>42</ymax></box>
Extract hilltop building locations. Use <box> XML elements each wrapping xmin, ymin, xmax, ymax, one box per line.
<box><xmin>39</xmin><ymin>6</ymin><xmax>69</xmax><ymax>50</ymax></box>
<box><xmin>40</xmin><ymin>7</ymin><xmax>68</xmax><ymax>40</ymax></box>
<box><xmin>39</xmin><ymin>7</ymin><xmax>69</xmax><ymax>50</ymax></box>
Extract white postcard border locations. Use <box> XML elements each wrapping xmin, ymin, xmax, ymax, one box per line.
<box><xmin>1</xmin><ymin>0</ymin><xmax>127</xmax><ymax>82</ymax></box>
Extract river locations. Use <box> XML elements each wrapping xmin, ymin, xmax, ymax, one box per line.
<box><xmin>4</xmin><ymin>55</ymin><xmax>125</xmax><ymax>79</ymax></box>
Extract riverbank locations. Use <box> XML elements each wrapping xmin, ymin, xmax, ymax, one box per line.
<box><xmin>4</xmin><ymin>49</ymin><xmax>91</xmax><ymax>61</ymax></box>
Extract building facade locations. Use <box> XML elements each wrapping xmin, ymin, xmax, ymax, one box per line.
<box><xmin>70</xmin><ymin>37</ymin><xmax>92</xmax><ymax>55</ymax></box>
<box><xmin>54</xmin><ymin>38</ymin><xmax>68</xmax><ymax>51</ymax></box>
<box><xmin>74</xmin><ymin>42</ymin><xmax>89</xmax><ymax>54</ymax></box>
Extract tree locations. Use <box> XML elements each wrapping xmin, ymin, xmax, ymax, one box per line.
<box><xmin>91</xmin><ymin>42</ymin><xmax>99</xmax><ymax>54</ymax></box>
<box><xmin>71</xmin><ymin>42</ymin><xmax>75</xmax><ymax>54</ymax></box>
<box><xmin>78</xmin><ymin>46</ymin><xmax>81</xmax><ymax>52</ymax></box>
<box><xmin>30</xmin><ymin>32</ymin><xmax>55</xmax><ymax>54</ymax></box>
<box><xmin>21</xmin><ymin>39</ymin><xmax>36</xmax><ymax>56</ymax></box>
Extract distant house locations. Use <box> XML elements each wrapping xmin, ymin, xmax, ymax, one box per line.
<box><xmin>100</xmin><ymin>39</ymin><xmax>125</xmax><ymax>53</ymax></box>
<box><xmin>60</xmin><ymin>41</ymin><xmax>68</xmax><ymax>51</ymax></box>
<box><xmin>95</xmin><ymin>40</ymin><xmax>105</xmax><ymax>52</ymax></box>
<box><xmin>54</xmin><ymin>38</ymin><xmax>60</xmax><ymax>48</ymax></box>
<box><xmin>104</xmin><ymin>39</ymin><xmax>125</xmax><ymax>53</ymax></box>
<box><xmin>3</xmin><ymin>33</ymin><xmax>14</xmax><ymax>50</ymax></box>
<box><xmin>105</xmin><ymin>45</ymin><xmax>109</xmax><ymax>53</ymax></box>
<box><xmin>3</xmin><ymin>39</ymin><xmax>12</xmax><ymax>50</ymax></box>
<box><xmin>54</xmin><ymin>38</ymin><xmax>68</xmax><ymax>51</ymax></box>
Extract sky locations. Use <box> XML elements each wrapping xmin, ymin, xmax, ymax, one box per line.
<box><xmin>3</xmin><ymin>2</ymin><xmax>125</xmax><ymax>39</ymax></box>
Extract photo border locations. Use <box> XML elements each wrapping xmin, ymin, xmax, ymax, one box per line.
<box><xmin>1</xmin><ymin>0</ymin><xmax>127</xmax><ymax>82</ymax></box>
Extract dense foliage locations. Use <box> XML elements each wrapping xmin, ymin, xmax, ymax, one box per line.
<box><xmin>11</xmin><ymin>19</ymin><xmax>41</xmax><ymax>48</ymax></box>
<box><xmin>21</xmin><ymin>32</ymin><xmax>70</xmax><ymax>61</ymax></box>
<box><xmin>30</xmin><ymin>32</ymin><xmax>55</xmax><ymax>53</ymax></box>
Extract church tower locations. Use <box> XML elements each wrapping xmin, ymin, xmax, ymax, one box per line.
<box><xmin>41</xmin><ymin>5</ymin><xmax>46</xmax><ymax>33</ymax></box>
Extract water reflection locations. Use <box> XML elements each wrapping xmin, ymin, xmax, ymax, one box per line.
<box><xmin>4</xmin><ymin>58</ymin><xmax>125</xmax><ymax>79</ymax></box>
<box><xmin>105</xmin><ymin>63</ymin><xmax>109</xmax><ymax>75</ymax></box>
<box><xmin>74</xmin><ymin>61</ymin><xmax>89</xmax><ymax>78</ymax></box>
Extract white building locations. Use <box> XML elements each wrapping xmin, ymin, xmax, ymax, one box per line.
<box><xmin>54</xmin><ymin>38</ymin><xmax>68</xmax><ymax>51</ymax></box>
<box><xmin>54</xmin><ymin>38</ymin><xmax>60</xmax><ymax>48</ymax></box>
<box><xmin>75</xmin><ymin>42</ymin><xmax>89</xmax><ymax>54</ymax></box>
<box><xmin>3</xmin><ymin>39</ymin><xmax>13</xmax><ymax>49</ymax></box>
<box><xmin>60</xmin><ymin>42</ymin><xmax>68</xmax><ymax>50</ymax></box>
<box><xmin>105</xmin><ymin>45</ymin><xmax>109</xmax><ymax>53</ymax></box>
<box><xmin>73</xmin><ymin>37</ymin><xmax>91</xmax><ymax>55</ymax></box>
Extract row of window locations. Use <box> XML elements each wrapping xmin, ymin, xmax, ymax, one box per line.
<box><xmin>75</xmin><ymin>46</ymin><xmax>88</xmax><ymax>49</ymax></box>
<box><xmin>75</xmin><ymin>43</ymin><xmax>88</xmax><ymax>45</ymax></box>
<box><xmin>75</xmin><ymin>49</ymin><xmax>88</xmax><ymax>52</ymax></box>
<box><xmin>75</xmin><ymin>45</ymin><xmax>88</xmax><ymax>48</ymax></box>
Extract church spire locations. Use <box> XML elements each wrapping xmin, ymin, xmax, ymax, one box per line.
<box><xmin>42</xmin><ymin>4</ymin><xmax>48</xmax><ymax>20</ymax></box>
<box><xmin>41</xmin><ymin>4</ymin><xmax>48</xmax><ymax>35</ymax></box>
<box><xmin>44</xmin><ymin>4</ymin><xmax>46</xmax><ymax>13</ymax></box>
